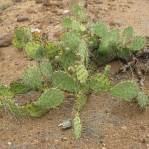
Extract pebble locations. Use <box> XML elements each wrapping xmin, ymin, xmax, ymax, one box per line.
<box><xmin>140</xmin><ymin>138</ymin><xmax>146</xmax><ymax>144</ymax></box>
<box><xmin>17</xmin><ymin>15</ymin><xmax>29</xmax><ymax>22</ymax></box>
<box><xmin>63</xmin><ymin>10</ymin><xmax>70</xmax><ymax>14</ymax></box>
<box><xmin>13</xmin><ymin>0</ymin><xmax>22</xmax><ymax>2</ymax></box>
<box><xmin>121</xmin><ymin>126</ymin><xmax>127</xmax><ymax>130</ymax></box>
<box><xmin>0</xmin><ymin>33</ymin><xmax>13</xmax><ymax>47</ymax></box>
<box><xmin>58</xmin><ymin>119</ymin><xmax>72</xmax><ymax>130</ymax></box>
<box><xmin>109</xmin><ymin>18</ymin><xmax>126</xmax><ymax>27</ymax></box>
<box><xmin>8</xmin><ymin>142</ymin><xmax>12</xmax><ymax>145</ymax></box>
<box><xmin>140</xmin><ymin>125</ymin><xmax>146</xmax><ymax>131</ymax></box>
<box><xmin>31</xmin><ymin>28</ymin><xmax>41</xmax><ymax>33</ymax></box>
<box><xmin>43</xmin><ymin>0</ymin><xmax>50</xmax><ymax>6</ymax></box>
<box><xmin>26</xmin><ymin>8</ymin><xmax>36</xmax><ymax>14</ymax></box>
<box><xmin>35</xmin><ymin>0</ymin><xmax>42</xmax><ymax>4</ymax></box>
<box><xmin>61</xmin><ymin>137</ymin><xmax>68</xmax><ymax>142</ymax></box>
<box><xmin>54</xmin><ymin>139</ymin><xmax>59</xmax><ymax>143</ymax></box>
<box><xmin>95</xmin><ymin>1</ymin><xmax>103</xmax><ymax>4</ymax></box>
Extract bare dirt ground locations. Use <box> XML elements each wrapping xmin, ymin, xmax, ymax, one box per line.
<box><xmin>0</xmin><ymin>0</ymin><xmax>149</xmax><ymax>149</ymax></box>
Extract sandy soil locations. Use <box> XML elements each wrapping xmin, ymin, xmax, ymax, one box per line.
<box><xmin>0</xmin><ymin>0</ymin><xmax>149</xmax><ymax>149</ymax></box>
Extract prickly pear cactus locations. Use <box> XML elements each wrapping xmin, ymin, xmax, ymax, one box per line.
<box><xmin>60</xmin><ymin>51</ymin><xmax>76</xmax><ymax>70</ymax></box>
<box><xmin>72</xmin><ymin>4</ymin><xmax>87</xmax><ymax>22</ymax></box>
<box><xmin>91</xmin><ymin>22</ymin><xmax>108</xmax><ymax>38</ymax></box>
<box><xmin>61</xmin><ymin>32</ymin><xmax>80</xmax><ymax>50</ymax></box>
<box><xmin>73</xmin><ymin>112</ymin><xmax>82</xmax><ymax>139</ymax></box>
<box><xmin>122</xmin><ymin>27</ymin><xmax>134</xmax><ymax>45</ymax></box>
<box><xmin>89</xmin><ymin>74</ymin><xmax>110</xmax><ymax>93</ymax></box>
<box><xmin>75</xmin><ymin>92</ymin><xmax>87</xmax><ymax>111</ymax></box>
<box><xmin>52</xmin><ymin>71</ymin><xmax>77</xmax><ymax>92</ymax></box>
<box><xmin>78</xmin><ymin>40</ymin><xmax>88</xmax><ymax>65</ymax></box>
<box><xmin>25</xmin><ymin>42</ymin><xmax>43</xmax><ymax>59</ymax></box>
<box><xmin>76</xmin><ymin>64</ymin><xmax>88</xmax><ymax>84</ymax></box>
<box><xmin>22</xmin><ymin>66</ymin><xmax>43</xmax><ymax>90</ymax></box>
<box><xmin>12</xmin><ymin>27</ymin><xmax>32</xmax><ymax>49</ymax></box>
<box><xmin>110</xmin><ymin>80</ymin><xmax>139</xmax><ymax>101</ymax></box>
<box><xmin>129</xmin><ymin>36</ymin><xmax>146</xmax><ymax>51</ymax></box>
<box><xmin>91</xmin><ymin>22</ymin><xmax>146</xmax><ymax>63</ymax></box>
<box><xmin>39</xmin><ymin>59</ymin><xmax>53</xmax><ymax>80</ymax></box>
<box><xmin>45</xmin><ymin>42</ymin><xmax>60</xmax><ymax>60</ymax></box>
<box><xmin>10</xmin><ymin>81</ymin><xmax>30</xmax><ymax>94</ymax></box>
<box><xmin>2</xmin><ymin>98</ymin><xmax>26</xmax><ymax>117</ymax></box>
<box><xmin>89</xmin><ymin>66</ymin><xmax>111</xmax><ymax>93</ymax></box>
<box><xmin>0</xmin><ymin>84</ymin><xmax>13</xmax><ymax>97</ymax></box>
<box><xmin>63</xmin><ymin>18</ymin><xmax>85</xmax><ymax>32</ymax></box>
<box><xmin>25</xmin><ymin>88</ymin><xmax>64</xmax><ymax>117</ymax></box>
<box><xmin>137</xmin><ymin>91</ymin><xmax>148</xmax><ymax>108</ymax></box>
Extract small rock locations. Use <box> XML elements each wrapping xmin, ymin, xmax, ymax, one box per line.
<box><xmin>58</xmin><ymin>119</ymin><xmax>72</xmax><ymax>130</ymax></box>
<box><xmin>8</xmin><ymin>142</ymin><xmax>12</xmax><ymax>145</ymax></box>
<box><xmin>109</xmin><ymin>18</ymin><xmax>126</xmax><ymax>27</ymax></box>
<box><xmin>43</xmin><ymin>0</ymin><xmax>50</xmax><ymax>6</ymax></box>
<box><xmin>26</xmin><ymin>8</ymin><xmax>36</xmax><ymax>14</ymax></box>
<box><xmin>95</xmin><ymin>1</ymin><xmax>103</xmax><ymax>4</ymax></box>
<box><xmin>54</xmin><ymin>139</ymin><xmax>60</xmax><ymax>145</ymax></box>
<box><xmin>35</xmin><ymin>0</ymin><xmax>43</xmax><ymax>4</ymax></box>
<box><xmin>31</xmin><ymin>28</ymin><xmax>41</xmax><ymax>33</ymax></box>
<box><xmin>61</xmin><ymin>137</ymin><xmax>68</xmax><ymax>142</ymax></box>
<box><xmin>14</xmin><ymin>61</ymin><xmax>19</xmax><ymax>65</ymax></box>
<box><xmin>17</xmin><ymin>15</ymin><xmax>29</xmax><ymax>22</ymax></box>
<box><xmin>140</xmin><ymin>125</ymin><xmax>146</xmax><ymax>131</ymax></box>
<box><xmin>13</xmin><ymin>0</ymin><xmax>22</xmax><ymax>2</ymax></box>
<box><xmin>0</xmin><ymin>33</ymin><xmax>13</xmax><ymax>47</ymax></box>
<box><xmin>63</xmin><ymin>9</ymin><xmax>70</xmax><ymax>14</ymax></box>
<box><xmin>140</xmin><ymin>138</ymin><xmax>146</xmax><ymax>144</ymax></box>
<box><xmin>121</xmin><ymin>126</ymin><xmax>127</xmax><ymax>130</ymax></box>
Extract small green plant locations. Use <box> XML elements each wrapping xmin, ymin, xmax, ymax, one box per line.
<box><xmin>0</xmin><ymin>4</ymin><xmax>148</xmax><ymax>140</ymax></box>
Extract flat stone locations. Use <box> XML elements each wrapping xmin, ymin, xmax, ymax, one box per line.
<box><xmin>58</xmin><ymin>119</ymin><xmax>72</xmax><ymax>130</ymax></box>
<box><xmin>17</xmin><ymin>15</ymin><xmax>29</xmax><ymax>22</ymax></box>
<box><xmin>0</xmin><ymin>33</ymin><xmax>13</xmax><ymax>47</ymax></box>
<box><xmin>43</xmin><ymin>0</ymin><xmax>50</xmax><ymax>6</ymax></box>
<box><xmin>109</xmin><ymin>18</ymin><xmax>126</xmax><ymax>27</ymax></box>
<box><xmin>35</xmin><ymin>0</ymin><xmax>43</xmax><ymax>4</ymax></box>
<box><xmin>121</xmin><ymin>125</ymin><xmax>127</xmax><ymax>130</ymax></box>
<box><xmin>13</xmin><ymin>0</ymin><xmax>22</xmax><ymax>2</ymax></box>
